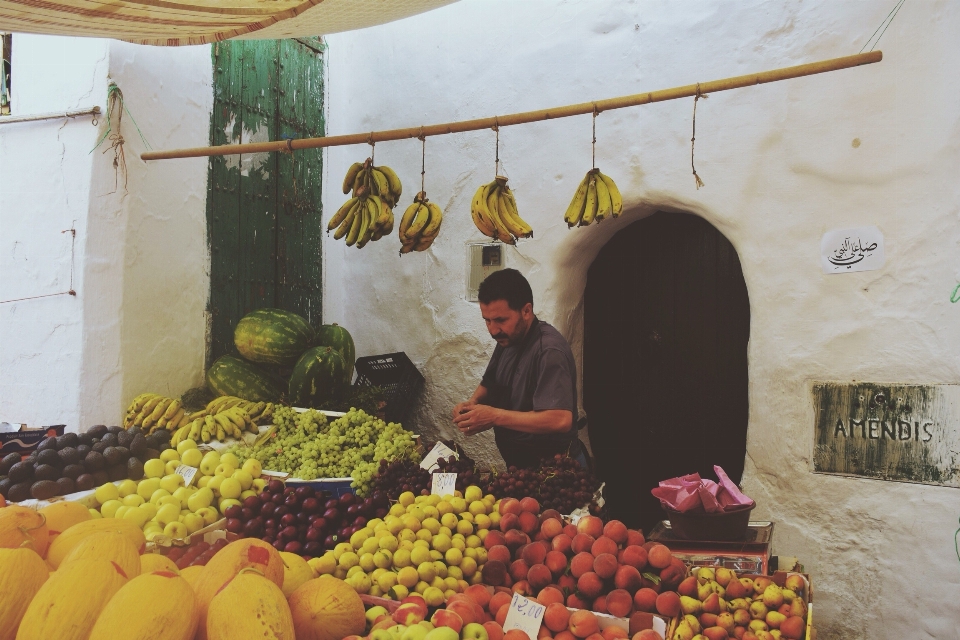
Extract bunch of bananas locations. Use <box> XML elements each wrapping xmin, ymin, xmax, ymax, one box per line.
<box><xmin>124</xmin><ymin>394</ymin><xmax>190</xmax><ymax>434</ymax></box>
<box><xmin>470</xmin><ymin>176</ymin><xmax>533</xmax><ymax>245</ymax></box>
<box><xmin>328</xmin><ymin>159</ymin><xmax>402</xmax><ymax>248</ymax></box>
<box><xmin>398</xmin><ymin>192</ymin><xmax>444</xmax><ymax>253</ymax></box>
<box><xmin>169</xmin><ymin>396</ymin><xmax>276</xmax><ymax>446</ymax></box>
<box><xmin>563</xmin><ymin>168</ymin><xmax>623</xmax><ymax>227</ymax></box>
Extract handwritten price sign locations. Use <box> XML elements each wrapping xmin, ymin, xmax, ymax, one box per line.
<box><xmin>420</xmin><ymin>441</ymin><xmax>458</xmax><ymax>472</ymax></box>
<box><xmin>431</xmin><ymin>473</ymin><xmax>457</xmax><ymax>497</ymax></box>
<box><xmin>503</xmin><ymin>593</ymin><xmax>545</xmax><ymax>637</ymax></box>
<box><xmin>174</xmin><ymin>465</ymin><xmax>198</xmax><ymax>487</ymax></box>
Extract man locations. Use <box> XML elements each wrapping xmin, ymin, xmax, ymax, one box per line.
<box><xmin>452</xmin><ymin>269</ymin><xmax>586</xmax><ymax>469</ymax></box>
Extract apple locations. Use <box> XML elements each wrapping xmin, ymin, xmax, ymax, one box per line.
<box><xmin>462</xmin><ymin>623</ymin><xmax>489</xmax><ymax>640</ymax></box>
<box><xmin>424</xmin><ymin>627</ymin><xmax>460</xmax><ymax>640</ymax></box>
<box><xmin>401</xmin><ymin>626</ymin><xmax>430</xmax><ymax>640</ymax></box>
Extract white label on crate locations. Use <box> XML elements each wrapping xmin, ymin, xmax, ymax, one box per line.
<box><xmin>503</xmin><ymin>593</ymin><xmax>545</xmax><ymax>637</ymax></box>
<box><xmin>175</xmin><ymin>465</ymin><xmax>199</xmax><ymax>487</ymax></box>
<box><xmin>431</xmin><ymin>473</ymin><xmax>457</xmax><ymax>497</ymax></box>
<box><xmin>420</xmin><ymin>441</ymin><xmax>458</xmax><ymax>472</ymax></box>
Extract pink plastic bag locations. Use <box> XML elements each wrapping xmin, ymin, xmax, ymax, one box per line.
<box><xmin>650</xmin><ymin>466</ymin><xmax>755</xmax><ymax>513</ymax></box>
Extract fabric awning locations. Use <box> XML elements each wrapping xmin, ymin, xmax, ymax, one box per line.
<box><xmin>0</xmin><ymin>0</ymin><xmax>456</xmax><ymax>46</ymax></box>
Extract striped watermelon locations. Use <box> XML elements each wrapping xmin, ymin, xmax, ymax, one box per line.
<box><xmin>288</xmin><ymin>347</ymin><xmax>346</xmax><ymax>408</ymax></box>
<box><xmin>316</xmin><ymin>323</ymin><xmax>355</xmax><ymax>383</ymax></box>
<box><xmin>234</xmin><ymin>308</ymin><xmax>315</xmax><ymax>365</ymax></box>
<box><xmin>207</xmin><ymin>355</ymin><xmax>283</xmax><ymax>402</ymax></box>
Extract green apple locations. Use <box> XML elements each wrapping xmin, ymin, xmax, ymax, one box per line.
<box><xmin>139</xmin><ymin>503</ymin><xmax>158</xmax><ymax>520</ymax></box>
<box><xmin>195</xmin><ymin>506</ymin><xmax>219</xmax><ymax>526</ymax></box>
<box><xmin>240</xmin><ymin>490</ymin><xmax>257</xmax><ymax>500</ymax></box>
<box><xmin>214</xmin><ymin>463</ymin><xmax>236</xmax><ymax>478</ymax></box>
<box><xmin>155</xmin><ymin>503</ymin><xmax>181</xmax><ymax>526</ymax></box>
<box><xmin>423</xmin><ymin>627</ymin><xmax>458</xmax><ymax>640</ymax></box>
<box><xmin>137</xmin><ymin>478</ymin><xmax>162</xmax><ymax>501</ymax></box>
<box><xmin>123</xmin><ymin>506</ymin><xmax>151</xmax><ymax>528</ymax></box>
<box><xmin>163</xmin><ymin>521</ymin><xmax>188</xmax><ymax>539</ymax></box>
<box><xmin>218</xmin><ymin>497</ymin><xmax>241</xmax><ymax>513</ymax></box>
<box><xmin>176</xmin><ymin>438</ymin><xmax>198</xmax><ymax>455</ymax></box>
<box><xmin>122</xmin><ymin>494</ymin><xmax>144</xmax><ymax>507</ymax></box>
<box><xmin>100</xmin><ymin>499</ymin><xmax>123</xmax><ymax>518</ymax></box>
<box><xmin>180</xmin><ymin>448</ymin><xmax>202</xmax><ymax>468</ymax></box>
<box><xmin>165</xmin><ymin>460</ymin><xmax>181</xmax><ymax>475</ymax></box>
<box><xmin>94</xmin><ymin>483</ymin><xmax>120</xmax><ymax>504</ymax></box>
<box><xmin>231</xmin><ymin>469</ymin><xmax>253</xmax><ymax>491</ymax></box>
<box><xmin>199</xmin><ymin>451</ymin><xmax>221</xmax><ymax>476</ymax></box>
<box><xmin>219</xmin><ymin>478</ymin><xmax>242</xmax><ymax>500</ymax></box>
<box><xmin>242</xmin><ymin>458</ymin><xmax>262</xmax><ymax>477</ymax></box>
<box><xmin>143</xmin><ymin>458</ymin><xmax>166</xmax><ymax>479</ymax></box>
<box><xmin>461</xmin><ymin>623</ymin><xmax>488</xmax><ymax>640</ymax></box>
<box><xmin>117</xmin><ymin>479</ymin><xmax>138</xmax><ymax>498</ymax></box>
<box><xmin>114</xmin><ymin>506</ymin><xmax>130</xmax><ymax>520</ymax></box>
<box><xmin>370</xmin><ymin>630</ymin><xmax>393</xmax><ymax>640</ymax></box>
<box><xmin>400</xmin><ymin>625</ymin><xmax>430</xmax><ymax>640</ymax></box>
<box><xmin>187</xmin><ymin>487</ymin><xmax>213</xmax><ymax>512</ymax></box>
<box><xmin>150</xmin><ymin>488</ymin><xmax>171</xmax><ymax>504</ymax></box>
<box><xmin>159</xmin><ymin>449</ymin><xmax>180</xmax><ymax>463</ymax></box>
<box><xmin>366</xmin><ymin>606</ymin><xmax>389</xmax><ymax>627</ymax></box>
<box><xmin>220</xmin><ymin>452</ymin><xmax>240</xmax><ymax>469</ymax></box>
<box><xmin>159</xmin><ymin>474</ymin><xmax>184</xmax><ymax>494</ymax></box>
<box><xmin>252</xmin><ymin>478</ymin><xmax>267</xmax><ymax>492</ymax></box>
<box><xmin>182</xmin><ymin>512</ymin><xmax>205</xmax><ymax>534</ymax></box>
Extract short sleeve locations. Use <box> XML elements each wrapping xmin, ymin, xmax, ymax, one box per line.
<box><xmin>480</xmin><ymin>346</ymin><xmax>502</xmax><ymax>389</ymax></box>
<box><xmin>531</xmin><ymin>348</ymin><xmax>576</xmax><ymax>414</ymax></box>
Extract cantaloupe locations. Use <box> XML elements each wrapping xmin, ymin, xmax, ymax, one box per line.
<box><xmin>206</xmin><ymin>569</ymin><xmax>294</xmax><ymax>640</ymax></box>
<box><xmin>59</xmin><ymin>531</ymin><xmax>140</xmax><ymax>579</ymax></box>
<box><xmin>16</xmin><ymin>557</ymin><xmax>128</xmax><ymax>640</ymax></box>
<box><xmin>89</xmin><ymin>571</ymin><xmax>199</xmax><ymax>640</ymax></box>
<box><xmin>0</xmin><ymin>506</ymin><xmax>49</xmax><ymax>557</ymax></box>
<box><xmin>280</xmin><ymin>551</ymin><xmax>317</xmax><ymax>597</ymax></box>
<box><xmin>180</xmin><ymin>564</ymin><xmax>204</xmax><ymax>589</ymax></box>
<box><xmin>39</xmin><ymin>501</ymin><xmax>91</xmax><ymax>544</ymax></box>
<box><xmin>289</xmin><ymin>575</ymin><xmax>366</xmax><ymax>640</ymax></box>
<box><xmin>45</xmin><ymin>517</ymin><xmax>145</xmax><ymax>568</ymax></box>
<box><xmin>0</xmin><ymin>548</ymin><xmax>49</xmax><ymax>640</ymax></box>
<box><xmin>193</xmin><ymin>538</ymin><xmax>285</xmax><ymax>640</ymax></box>
<box><xmin>140</xmin><ymin>553</ymin><xmax>179</xmax><ymax>574</ymax></box>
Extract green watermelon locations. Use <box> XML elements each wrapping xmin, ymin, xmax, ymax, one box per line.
<box><xmin>207</xmin><ymin>355</ymin><xmax>283</xmax><ymax>402</ymax></box>
<box><xmin>234</xmin><ymin>308</ymin><xmax>316</xmax><ymax>365</ymax></box>
<box><xmin>288</xmin><ymin>347</ymin><xmax>347</xmax><ymax>408</ymax></box>
<box><xmin>316</xmin><ymin>323</ymin><xmax>355</xmax><ymax>383</ymax></box>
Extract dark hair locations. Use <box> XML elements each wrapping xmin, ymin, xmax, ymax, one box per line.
<box><xmin>477</xmin><ymin>268</ymin><xmax>533</xmax><ymax>311</ymax></box>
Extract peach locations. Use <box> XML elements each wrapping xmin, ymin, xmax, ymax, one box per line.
<box><xmin>500</xmin><ymin>513</ymin><xmax>520</xmax><ymax>532</ymax></box>
<box><xmin>625</xmin><ymin>530</ymin><xmax>645</xmax><ymax>547</ymax></box>
<box><xmin>779</xmin><ymin>616</ymin><xmax>805</xmax><ymax>640</ymax></box>
<box><xmin>591</xmin><ymin>536</ymin><xmax>619</xmax><ymax>557</ymax></box>
<box><xmin>568</xmin><ymin>610</ymin><xmax>600</xmax><ymax>639</ymax></box>
<box><xmin>485</xmin><ymin>530</ymin><xmax>507</xmax><ymax>550</ymax></box>
<box><xmin>602</xmin><ymin>520</ymin><xmax>628</xmax><ymax>546</ymax></box>
<box><xmin>655</xmin><ymin>591</ymin><xmax>681</xmax><ymax>618</ymax></box>
<box><xmin>538</xmin><ymin>586</ymin><xmax>566</xmax><ymax>606</ymax></box>
<box><xmin>659</xmin><ymin>565</ymin><xmax>685</xmax><ymax>592</ymax></box>
<box><xmin>592</xmin><ymin>595</ymin><xmax>607</xmax><ymax>614</ymax></box>
<box><xmin>563</xmin><ymin>524</ymin><xmax>579</xmax><ymax>538</ymax></box>
<box><xmin>555</xmin><ymin>632</ymin><xmax>577</xmax><ymax>640</ymax></box>
<box><xmin>393</xmin><ymin>602</ymin><xmax>427</xmax><ymax>625</ymax></box>
<box><xmin>702</xmin><ymin>628</ymin><xmax>729</xmax><ymax>640</ymax></box>
<box><xmin>602</xmin><ymin>627</ymin><xmax>629</xmax><ymax>640</ymax></box>
<box><xmin>538</xmin><ymin>626</ymin><xmax>553</xmax><ymax>640</ymax></box>
<box><xmin>777</xmin><ymin>604</ymin><xmax>791</xmax><ymax>617</ymax></box>
<box><xmin>541</xmin><ymin>509</ymin><xmax>563</xmax><ymax>522</ymax></box>
<box><xmin>484</xmin><ymin>622</ymin><xmax>505</xmax><ymax>640</ymax></box>
<box><xmin>370</xmin><ymin>620</ymin><xmax>395</xmax><ymax>633</ymax></box>
<box><xmin>633</xmin><ymin>631</ymin><xmax>663</xmax><ymax>640</ymax></box>
<box><xmin>577</xmin><ymin>572</ymin><xmax>604</xmax><ymax>599</ymax></box>
<box><xmin>431</xmin><ymin>609</ymin><xmax>465</xmax><ymax>633</ymax></box>
<box><xmin>633</xmin><ymin>588</ymin><xmax>659</xmax><ymax>613</ymax></box>
<box><xmin>505</xmin><ymin>530</ymin><xmax>529</xmax><ymax>551</ymax></box>
<box><xmin>483</xmin><ymin>560</ymin><xmax>508</xmax><ymax>586</ymax></box>
<box><xmin>545</xmin><ymin>550</ymin><xmax>568</xmax><ymax>577</ymax></box>
<box><xmin>576</xmin><ymin>516</ymin><xmax>604</xmax><ymax>539</ymax></box>
<box><xmin>629</xmin><ymin>611</ymin><xmax>656</xmax><ymax>635</ymax></box>
<box><xmin>466</xmin><ymin>584</ymin><xmax>494</xmax><ymax>610</ymax></box>
<box><xmin>519</xmin><ymin>511</ymin><xmax>540</xmax><ymax>535</ymax></box>
<box><xmin>584</xmin><ymin>634</ymin><xmax>604</xmax><ymax>640</ymax></box>
<box><xmin>567</xmin><ymin>593</ymin><xmax>590</xmax><ymax>610</ymax></box>
<box><xmin>620</xmin><ymin>546</ymin><xmax>648</xmax><ymax>571</ymax></box>
<box><xmin>489</xmin><ymin>545</ymin><xmax>512</xmax><ymax>565</ymax></box>
<box><xmin>504</xmin><ymin>630</ymin><xmax>531</xmax><ymax>640</ymax></box>
<box><xmin>489</xmin><ymin>591</ymin><xmax>512</xmax><ymax>616</ymax></box>
<box><xmin>495</xmin><ymin>604</ymin><xmax>510</xmax><ymax>627</ymax></box>
<box><xmin>552</xmin><ymin>534</ymin><xmax>573</xmax><ymax>555</ymax></box>
<box><xmin>512</xmin><ymin>580</ymin><xmax>533</xmax><ymax>597</ymax></box>
<box><xmin>558</xmin><ymin>574</ymin><xmax>577</xmax><ymax>594</ymax></box>
<box><xmin>522</xmin><ymin>542</ymin><xmax>549</xmax><ymax>566</ymax></box>
<box><xmin>499</xmin><ymin>498</ymin><xmax>522</xmax><ymax>516</ymax></box>
<box><xmin>448</xmin><ymin>600</ymin><xmax>481</xmax><ymax>625</ymax></box>
<box><xmin>570</xmin><ymin>552</ymin><xmax>596</xmax><ymax>579</ymax></box>
<box><xmin>528</xmin><ymin>564</ymin><xmax>553</xmax><ymax>592</ymax></box>
<box><xmin>571</xmin><ymin>533</ymin><xmax>595</xmax><ymax>555</ymax></box>
<box><xmin>638</xmin><ymin>575</ymin><xmax>661</xmax><ymax>594</ymax></box>
<box><xmin>605</xmin><ymin>588</ymin><xmax>633</xmax><ymax>618</ymax></box>
<box><xmin>593</xmin><ymin>553</ymin><xmax>619</xmax><ymax>580</ymax></box>
<box><xmin>541</xmin><ymin>518</ymin><xmax>564</xmax><ymax>540</ymax></box>
<box><xmin>613</xmin><ymin>565</ymin><xmax>642</xmax><ymax>592</ymax></box>
<box><xmin>520</xmin><ymin>497</ymin><xmax>541</xmax><ymax>514</ymax></box>
<box><xmin>646</xmin><ymin>545</ymin><xmax>672</xmax><ymax>570</ymax></box>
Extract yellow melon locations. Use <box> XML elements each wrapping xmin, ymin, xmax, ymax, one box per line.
<box><xmin>206</xmin><ymin>569</ymin><xmax>294</xmax><ymax>640</ymax></box>
<box><xmin>16</xmin><ymin>557</ymin><xmax>127</xmax><ymax>640</ymax></box>
<box><xmin>289</xmin><ymin>575</ymin><xmax>366</xmax><ymax>640</ymax></box>
<box><xmin>38</xmin><ymin>502</ymin><xmax>91</xmax><ymax>544</ymax></box>
<box><xmin>280</xmin><ymin>551</ymin><xmax>317</xmax><ymax>597</ymax></box>
<box><xmin>89</xmin><ymin>570</ymin><xmax>199</xmax><ymax>640</ymax></box>
<box><xmin>45</xmin><ymin>517</ymin><xmax>145</xmax><ymax>568</ymax></box>
<box><xmin>140</xmin><ymin>553</ymin><xmax>180</xmax><ymax>574</ymax></box>
<box><xmin>193</xmin><ymin>539</ymin><xmax>285</xmax><ymax>640</ymax></box>
<box><xmin>0</xmin><ymin>506</ymin><xmax>49</xmax><ymax>557</ymax></box>
<box><xmin>179</xmin><ymin>565</ymin><xmax>204</xmax><ymax>589</ymax></box>
<box><xmin>59</xmin><ymin>531</ymin><xmax>140</xmax><ymax>580</ymax></box>
<box><xmin>0</xmin><ymin>548</ymin><xmax>49</xmax><ymax>640</ymax></box>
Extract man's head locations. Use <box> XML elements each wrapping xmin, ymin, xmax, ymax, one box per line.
<box><xmin>477</xmin><ymin>269</ymin><xmax>534</xmax><ymax>347</ymax></box>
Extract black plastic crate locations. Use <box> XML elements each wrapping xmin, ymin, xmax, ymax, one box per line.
<box><xmin>354</xmin><ymin>352</ymin><xmax>425</xmax><ymax>425</ymax></box>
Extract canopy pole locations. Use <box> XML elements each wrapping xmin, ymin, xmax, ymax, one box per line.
<box><xmin>141</xmin><ymin>50</ymin><xmax>881</xmax><ymax>162</ymax></box>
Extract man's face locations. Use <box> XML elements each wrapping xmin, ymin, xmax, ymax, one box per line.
<box><xmin>480</xmin><ymin>299</ymin><xmax>533</xmax><ymax>347</ymax></box>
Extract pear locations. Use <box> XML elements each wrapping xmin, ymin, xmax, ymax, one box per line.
<box><xmin>702</xmin><ymin>593</ymin><xmax>722</xmax><ymax>615</ymax></box>
<box><xmin>715</xmin><ymin>612</ymin><xmax>736</xmax><ymax>633</ymax></box>
<box><xmin>680</xmin><ymin>595</ymin><xmax>703</xmax><ymax>616</ymax></box>
<box><xmin>678</xmin><ymin>575</ymin><xmax>700</xmax><ymax>598</ymax></box>
<box><xmin>748</xmin><ymin>619</ymin><xmax>770</xmax><ymax>633</ymax></box>
<box><xmin>714</xmin><ymin>567</ymin><xmax>736</xmax><ymax>587</ymax></box>
<box><xmin>683</xmin><ymin>614</ymin><xmax>702</xmax><ymax>634</ymax></box>
<box><xmin>749</xmin><ymin>601</ymin><xmax>768</xmax><ymax>620</ymax></box>
<box><xmin>780</xmin><ymin>588</ymin><xmax>796</xmax><ymax>604</ymax></box>
<box><xmin>729</xmin><ymin>598</ymin><xmax>751</xmax><ymax>611</ymax></box>
<box><xmin>724</xmin><ymin>577</ymin><xmax>750</xmax><ymax>600</ymax></box>
<box><xmin>788</xmin><ymin>597</ymin><xmax>807</xmax><ymax>619</ymax></box>
<box><xmin>673</xmin><ymin>620</ymin><xmax>695</xmax><ymax>640</ymax></box>
<box><xmin>761</xmin><ymin>585</ymin><xmax>784</xmax><ymax>609</ymax></box>
<box><xmin>697</xmin><ymin>567</ymin><xmax>716</xmax><ymax>584</ymax></box>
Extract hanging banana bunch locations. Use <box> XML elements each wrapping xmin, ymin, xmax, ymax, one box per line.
<box><xmin>470</xmin><ymin>176</ymin><xmax>533</xmax><ymax>245</ymax></box>
<box><xmin>399</xmin><ymin>191</ymin><xmax>443</xmax><ymax>254</ymax></box>
<box><xmin>327</xmin><ymin>158</ymin><xmax>401</xmax><ymax>248</ymax></box>
<box><xmin>563</xmin><ymin>168</ymin><xmax>623</xmax><ymax>227</ymax></box>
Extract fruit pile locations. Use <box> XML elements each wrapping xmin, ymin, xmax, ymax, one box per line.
<box><xmin>481</xmin><ymin>456</ymin><xmax>602</xmax><ymax>515</ymax></box>
<box><xmin>471</xmin><ymin>176</ymin><xmax>533</xmax><ymax>245</ymax></box>
<box><xmin>167</xmin><ymin>395</ymin><xmax>276</xmax><ymax>446</ymax></box>
<box><xmin>0</xmin><ymin>425</ymin><xmax>172</xmax><ymax>502</ymax></box>
<box><xmin>370</xmin><ymin>442</ymin><xmax>479</xmax><ymax>501</ymax></box>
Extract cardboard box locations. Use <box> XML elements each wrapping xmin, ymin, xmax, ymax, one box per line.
<box><xmin>0</xmin><ymin>423</ymin><xmax>65</xmax><ymax>456</ymax></box>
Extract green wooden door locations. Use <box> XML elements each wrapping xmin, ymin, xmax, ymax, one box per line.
<box><xmin>207</xmin><ymin>38</ymin><xmax>325</xmax><ymax>365</ymax></box>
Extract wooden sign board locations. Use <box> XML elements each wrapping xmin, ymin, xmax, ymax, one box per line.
<box><xmin>813</xmin><ymin>383</ymin><xmax>960</xmax><ymax>487</ymax></box>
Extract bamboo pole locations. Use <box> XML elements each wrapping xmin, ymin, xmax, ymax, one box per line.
<box><xmin>0</xmin><ymin>106</ymin><xmax>101</xmax><ymax>125</ymax></box>
<box><xmin>141</xmin><ymin>50</ymin><xmax>881</xmax><ymax>162</ymax></box>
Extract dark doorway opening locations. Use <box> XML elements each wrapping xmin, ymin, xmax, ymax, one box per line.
<box><xmin>583</xmin><ymin>212</ymin><xmax>750</xmax><ymax>533</ymax></box>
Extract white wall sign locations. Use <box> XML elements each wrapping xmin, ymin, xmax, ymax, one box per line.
<box><xmin>821</xmin><ymin>226</ymin><xmax>885</xmax><ymax>274</ymax></box>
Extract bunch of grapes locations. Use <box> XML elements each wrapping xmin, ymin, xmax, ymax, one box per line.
<box><xmin>481</xmin><ymin>454</ymin><xmax>601</xmax><ymax>514</ymax></box>
<box><xmin>370</xmin><ymin>439</ymin><xmax>479</xmax><ymax>500</ymax></box>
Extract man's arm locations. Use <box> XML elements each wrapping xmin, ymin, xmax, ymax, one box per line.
<box><xmin>452</xmin><ymin>384</ymin><xmax>489</xmax><ymax>420</ymax></box>
<box><xmin>454</xmin><ymin>405</ymin><xmax>572</xmax><ymax>437</ymax></box>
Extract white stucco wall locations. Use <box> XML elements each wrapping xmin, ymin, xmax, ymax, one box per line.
<box><xmin>322</xmin><ymin>1</ymin><xmax>960</xmax><ymax>637</ymax></box>
<box><xmin>1</xmin><ymin>35</ymin><xmax>211</xmax><ymax>430</ymax></box>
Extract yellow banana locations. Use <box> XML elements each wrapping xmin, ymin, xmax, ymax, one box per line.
<box><xmin>407</xmin><ymin>200</ymin><xmax>432</xmax><ymax>238</ymax></box>
<box><xmin>400</xmin><ymin>237</ymin><xmax>418</xmax><ymax>254</ymax></box>
<box><xmin>129</xmin><ymin>393</ymin><xmax>158</xmax><ymax>414</ymax></box>
<box><xmin>564</xmin><ymin>173</ymin><xmax>591</xmax><ymax>227</ymax></box>
<box><xmin>136</xmin><ymin>396</ymin><xmax>164</xmax><ymax>426</ymax></box>
<box><xmin>597</xmin><ymin>171</ymin><xmax>623</xmax><ymax>217</ymax></box>
<box><xmin>342</xmin><ymin>162</ymin><xmax>363</xmax><ymax>194</ymax></box>
<box><xmin>485</xmin><ymin>181</ymin><xmax>515</xmax><ymax>244</ymax></box>
<box><xmin>345</xmin><ymin>202</ymin><xmax>364</xmax><ymax>246</ymax></box>
<box><xmin>260</xmin><ymin>403</ymin><xmax>274</xmax><ymax>423</ymax></box>
<box><xmin>378</xmin><ymin>165</ymin><xmax>403</xmax><ymax>200</ymax></box>
<box><xmin>594</xmin><ymin>174</ymin><xmax>612</xmax><ymax>222</ymax></box>
<box><xmin>352</xmin><ymin>169</ymin><xmax>366</xmax><ymax>195</ymax></box>
<box><xmin>421</xmin><ymin>201</ymin><xmax>443</xmax><ymax>238</ymax></box>
<box><xmin>371</xmin><ymin>170</ymin><xmax>391</xmax><ymax>201</ymax></box>
<box><xmin>188</xmin><ymin>419</ymin><xmax>203</xmax><ymax>441</ymax></box>
<box><xmin>206</xmin><ymin>396</ymin><xmax>229</xmax><ymax>412</ymax></box>
<box><xmin>201</xmin><ymin>416</ymin><xmax>215</xmax><ymax>443</ymax></box>
<box><xmin>245</xmin><ymin>401</ymin><xmax>266</xmax><ymax>420</ymax></box>
<box><xmin>399</xmin><ymin>200</ymin><xmax>424</xmax><ymax>243</ymax></box>
<box><xmin>161</xmin><ymin>399</ymin><xmax>182</xmax><ymax>422</ymax></box>
<box><xmin>166</xmin><ymin>407</ymin><xmax>185</xmax><ymax>431</ymax></box>
<box><xmin>142</xmin><ymin>398</ymin><xmax>171</xmax><ymax>429</ymax></box>
<box><xmin>356</xmin><ymin>198</ymin><xmax>377</xmax><ymax>248</ymax></box>
<box><xmin>334</xmin><ymin>200</ymin><xmax>360</xmax><ymax>241</ymax></box>
<box><xmin>497</xmin><ymin>188</ymin><xmax>532</xmax><ymax>239</ymax></box>
<box><xmin>218</xmin><ymin>398</ymin><xmax>244</xmax><ymax>412</ymax></box>
<box><xmin>414</xmin><ymin>235</ymin><xmax>436</xmax><ymax>251</ymax></box>
<box><xmin>328</xmin><ymin>197</ymin><xmax>359</xmax><ymax>231</ymax></box>
<box><xmin>375</xmin><ymin>195</ymin><xmax>393</xmax><ymax>232</ymax></box>
<box><xmin>470</xmin><ymin>184</ymin><xmax>498</xmax><ymax>239</ymax></box>
<box><xmin>580</xmin><ymin>177</ymin><xmax>599</xmax><ymax>226</ymax></box>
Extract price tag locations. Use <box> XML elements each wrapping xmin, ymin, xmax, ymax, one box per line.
<box><xmin>420</xmin><ymin>441</ymin><xmax>458</xmax><ymax>472</ymax></box>
<box><xmin>502</xmin><ymin>593</ymin><xmax>545</xmax><ymax>637</ymax></box>
<box><xmin>431</xmin><ymin>473</ymin><xmax>457</xmax><ymax>497</ymax></box>
<box><xmin>175</xmin><ymin>465</ymin><xmax>198</xmax><ymax>487</ymax></box>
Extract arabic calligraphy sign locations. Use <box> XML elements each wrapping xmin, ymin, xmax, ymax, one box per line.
<box><xmin>813</xmin><ymin>383</ymin><xmax>960</xmax><ymax>487</ymax></box>
<box><xmin>820</xmin><ymin>226</ymin><xmax>884</xmax><ymax>274</ymax></box>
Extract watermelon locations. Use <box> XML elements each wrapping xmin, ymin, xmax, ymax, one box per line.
<box><xmin>316</xmin><ymin>323</ymin><xmax>355</xmax><ymax>383</ymax></box>
<box><xmin>234</xmin><ymin>308</ymin><xmax>316</xmax><ymax>365</ymax></box>
<box><xmin>207</xmin><ymin>355</ymin><xmax>283</xmax><ymax>402</ymax></box>
<box><xmin>288</xmin><ymin>347</ymin><xmax>347</xmax><ymax>408</ymax></box>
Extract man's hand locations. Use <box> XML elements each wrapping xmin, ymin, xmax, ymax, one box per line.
<box><xmin>451</xmin><ymin>400</ymin><xmax>477</xmax><ymax>421</ymax></box>
<box><xmin>453</xmin><ymin>404</ymin><xmax>501</xmax><ymax>436</ymax></box>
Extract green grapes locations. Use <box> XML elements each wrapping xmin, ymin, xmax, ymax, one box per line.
<box><xmin>227</xmin><ymin>406</ymin><xmax>420</xmax><ymax>496</ymax></box>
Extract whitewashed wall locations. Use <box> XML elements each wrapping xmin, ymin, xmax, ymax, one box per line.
<box><xmin>0</xmin><ymin>36</ymin><xmax>211</xmax><ymax>430</ymax></box>
<box><xmin>322</xmin><ymin>1</ymin><xmax>960</xmax><ymax>638</ymax></box>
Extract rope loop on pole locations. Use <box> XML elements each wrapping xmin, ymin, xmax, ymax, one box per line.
<box><xmin>691</xmin><ymin>83</ymin><xmax>708</xmax><ymax>189</ymax></box>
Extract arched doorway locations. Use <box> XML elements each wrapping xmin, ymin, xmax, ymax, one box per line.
<box><xmin>583</xmin><ymin>211</ymin><xmax>750</xmax><ymax>532</ymax></box>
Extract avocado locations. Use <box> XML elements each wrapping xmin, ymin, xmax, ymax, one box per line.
<box><xmin>62</xmin><ymin>464</ymin><xmax>84</xmax><ymax>480</ymax></box>
<box><xmin>106</xmin><ymin>425</ymin><xmax>123</xmax><ymax>434</ymax></box>
<box><xmin>116</xmin><ymin>430</ymin><xmax>133</xmax><ymax>448</ymax></box>
<box><xmin>55</xmin><ymin>477</ymin><xmax>76</xmax><ymax>495</ymax></box>
<box><xmin>91</xmin><ymin>470</ymin><xmax>109</xmax><ymax>485</ymax></box>
<box><xmin>0</xmin><ymin>452</ymin><xmax>20</xmax><ymax>475</ymax></box>
<box><xmin>0</xmin><ymin>477</ymin><xmax>11</xmax><ymax>497</ymax></box>
<box><xmin>34</xmin><ymin>464</ymin><xmax>60</xmax><ymax>482</ymax></box>
<box><xmin>75</xmin><ymin>444</ymin><xmax>91</xmax><ymax>458</ymax></box>
<box><xmin>107</xmin><ymin>464</ymin><xmax>127</xmax><ymax>482</ymax></box>
<box><xmin>141</xmin><ymin>448</ymin><xmax>160</xmax><ymax>463</ymax></box>
<box><xmin>83</xmin><ymin>451</ymin><xmax>106</xmax><ymax>472</ymax></box>
<box><xmin>87</xmin><ymin>425</ymin><xmax>108</xmax><ymax>439</ymax></box>
<box><xmin>75</xmin><ymin>474</ymin><xmax>95</xmax><ymax>491</ymax></box>
<box><xmin>91</xmin><ymin>441</ymin><xmax>110</xmax><ymax>454</ymax></box>
<box><xmin>126</xmin><ymin>458</ymin><xmax>144</xmax><ymax>481</ymax></box>
<box><xmin>8</xmin><ymin>461</ymin><xmax>33</xmax><ymax>483</ymax></box>
<box><xmin>30</xmin><ymin>480</ymin><xmax>59</xmax><ymax>500</ymax></box>
<box><xmin>103</xmin><ymin>447</ymin><xmax>124</xmax><ymax>466</ymax></box>
<box><xmin>8</xmin><ymin>481</ymin><xmax>32</xmax><ymax>502</ymax></box>
<box><xmin>58</xmin><ymin>447</ymin><xmax>81</xmax><ymax>466</ymax></box>
<box><xmin>77</xmin><ymin>432</ymin><xmax>94</xmax><ymax>447</ymax></box>
<box><xmin>57</xmin><ymin>433</ymin><xmax>79</xmax><ymax>449</ymax></box>
<box><xmin>129</xmin><ymin>434</ymin><xmax>147</xmax><ymax>457</ymax></box>
<box><xmin>100</xmin><ymin>433</ymin><xmax>118</xmax><ymax>448</ymax></box>
<box><xmin>114</xmin><ymin>446</ymin><xmax>131</xmax><ymax>461</ymax></box>
<box><xmin>37</xmin><ymin>449</ymin><xmax>63</xmax><ymax>468</ymax></box>
<box><xmin>37</xmin><ymin>436</ymin><xmax>58</xmax><ymax>453</ymax></box>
